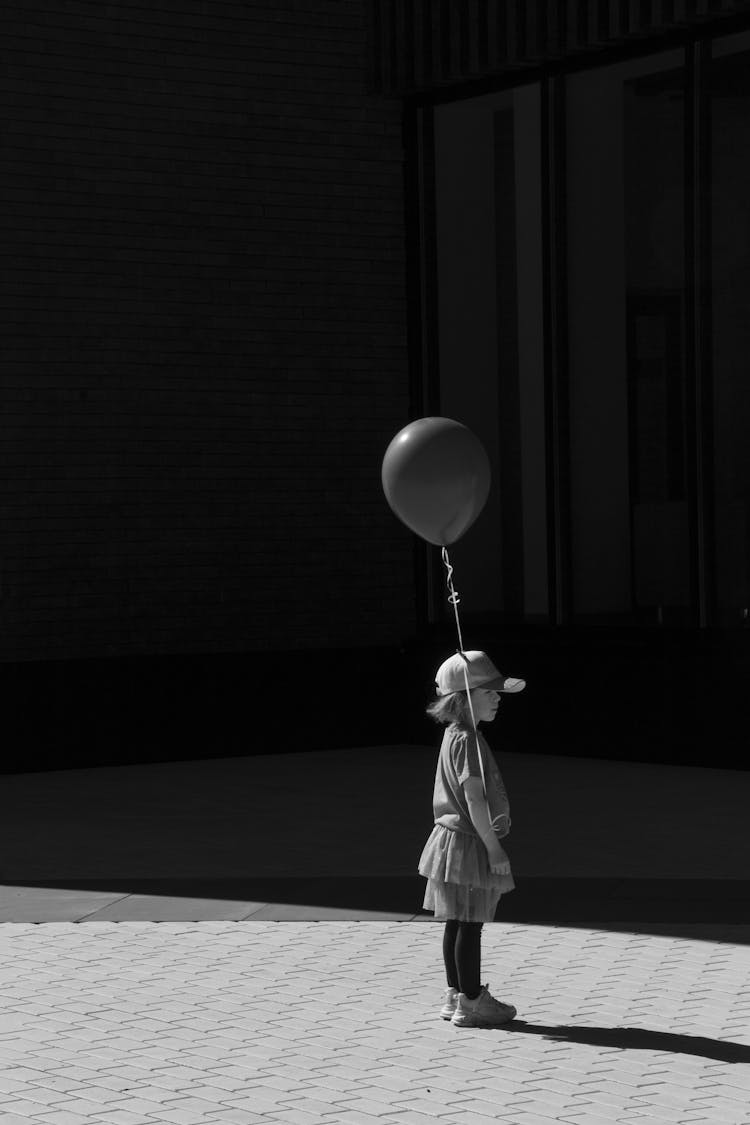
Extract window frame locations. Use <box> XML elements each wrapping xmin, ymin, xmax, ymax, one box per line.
<box><xmin>404</xmin><ymin>22</ymin><xmax>740</xmax><ymax>630</ymax></box>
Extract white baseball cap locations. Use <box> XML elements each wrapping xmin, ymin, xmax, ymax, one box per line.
<box><xmin>435</xmin><ymin>650</ymin><xmax>526</xmax><ymax>696</ymax></box>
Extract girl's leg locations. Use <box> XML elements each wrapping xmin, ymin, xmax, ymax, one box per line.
<box><xmin>442</xmin><ymin>920</ymin><xmax>460</xmax><ymax>990</ymax></box>
<box><xmin>455</xmin><ymin>921</ymin><xmax>483</xmax><ymax>1000</ymax></box>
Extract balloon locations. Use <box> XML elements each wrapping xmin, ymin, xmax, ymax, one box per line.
<box><xmin>381</xmin><ymin>417</ymin><xmax>491</xmax><ymax>546</ymax></box>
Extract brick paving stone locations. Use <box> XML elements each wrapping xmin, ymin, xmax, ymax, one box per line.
<box><xmin>284</xmin><ymin>1093</ymin><xmax>356</xmax><ymax>1114</ymax></box>
<box><xmin>0</xmin><ymin>1068</ymin><xmax>63</xmax><ymax>1085</ymax></box>
<box><xmin>514</xmin><ymin>1102</ymin><xmax>598</xmax><ymax>1121</ymax></box>
<box><xmin>156</xmin><ymin>1093</ymin><xmax>240</xmax><ymax>1114</ymax></box>
<box><xmin>96</xmin><ymin>1066</ymin><xmax>157</xmax><ymax>1083</ymax></box>
<box><xmin>0</xmin><ymin>1078</ymin><xmax>32</xmax><ymax>1096</ymax></box>
<box><xmin>414</xmin><ymin>1076</ymin><xmax>494</xmax><ymax>1097</ymax></box>
<box><xmin>329</xmin><ymin>1113</ymin><xmax>402</xmax><ymax>1125</ymax></box>
<box><xmin>93</xmin><ymin>1115</ymin><xmax>162</xmax><ymax>1125</ymax></box>
<box><xmin>684</xmin><ymin>1093</ymin><xmax>750</xmax><ymax>1115</ymax></box>
<box><xmin>337</xmin><ymin>1096</ymin><xmax>414</xmax><ymax>1117</ymax></box>
<box><xmin>517</xmin><ymin>1078</ymin><xmax>595</xmax><ymax>1097</ymax></box>
<box><xmin>328</xmin><ymin>1057</ymin><xmax>401</xmax><ymax>1075</ymax></box>
<box><xmin>205</xmin><ymin>1112</ymin><xmax>268</xmax><ymax>1124</ymax></box>
<box><xmin>442</xmin><ymin>1095</ymin><xmax>524</xmax><ymax>1119</ymax></box>
<box><xmin>78</xmin><ymin>1076</ymin><xmax>137</xmax><ymax>1092</ymax></box>
<box><xmin>399</xmin><ymin>1085</ymin><xmax>467</xmax><ymax>1106</ymax></box>
<box><xmin>44</xmin><ymin>1066</ymin><xmax>107</xmax><ymax>1084</ymax></box>
<box><xmin>144</xmin><ymin>1112</ymin><xmax>207</xmax><ymax>1125</ymax></box>
<box><xmin>6</xmin><ymin>1097</ymin><xmax>71</xmax><ymax>1117</ymax></box>
<box><xmin>202</xmin><ymin>1075</ymin><xmax>256</xmax><ymax>1093</ymax></box>
<box><xmin>492</xmin><ymin>1116</ymin><xmax>572</xmax><ymax>1125</ymax></box>
<box><xmin>575</xmin><ymin>1088</ymin><xmax>657</xmax><ymax>1113</ymax></box>
<box><xmin>700</xmin><ymin>1082</ymin><xmax>750</xmax><ymax>1104</ymax></box>
<box><xmin>389</xmin><ymin>1114</ymin><xmax>461</xmax><ymax>1125</ymax></box>
<box><xmin>636</xmin><ymin>1088</ymin><xmax>733</xmax><ymax>1112</ymax></box>
<box><xmin>358</xmin><ymin>1074</ymin><xmax>416</xmax><ymax>1094</ymax></box>
<box><xmin>558</xmin><ymin>1116</ymin><xmax>640</xmax><ymax>1125</ymax></box>
<box><xmin>26</xmin><ymin>1115</ymin><xmax>95</xmax><ymax>1125</ymax></box>
<box><xmin>0</xmin><ymin>1118</ymin><xmax>53</xmax><ymax>1125</ymax></box>
<box><xmin>336</xmin><ymin>1086</ymin><xmax>422</xmax><ymax>1109</ymax></box>
<box><xmin>258</xmin><ymin>1062</ymin><xmax>335</xmax><ymax>1080</ymax></box>
<box><xmin>499</xmin><ymin>1091</ymin><xmax>596</xmax><ymax>1117</ymax></box>
<box><xmin>626</xmin><ymin>1106</ymin><xmax>707</xmax><ymax>1123</ymax></box>
<box><xmin>118</xmin><ymin>1095</ymin><xmax>188</xmax><ymax>1115</ymax></box>
<box><xmin>391</xmin><ymin>1096</ymin><xmax>460</xmax><ymax>1117</ymax></box>
<box><xmin>259</xmin><ymin>1111</ymin><xmax>330</xmax><ymax>1125</ymax></box>
<box><xmin>48</xmin><ymin>1095</ymin><xmax>129</xmax><ymax>1115</ymax></box>
<box><xmin>667</xmin><ymin>1112</ymin><xmax>750</xmax><ymax>1125</ymax></box>
<box><xmin>224</xmin><ymin>1088</ymin><xmax>300</xmax><ymax>1111</ymax></box>
<box><xmin>148</xmin><ymin>1066</ymin><xmax>213</xmax><ymax>1084</ymax></box>
<box><xmin>70</xmin><ymin>1085</ymin><xmax>152</xmax><ymax>1105</ymax></box>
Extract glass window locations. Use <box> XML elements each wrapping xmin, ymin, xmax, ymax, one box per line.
<box><xmin>566</xmin><ymin>51</ymin><xmax>691</xmax><ymax>624</ymax></box>
<box><xmin>710</xmin><ymin>33</ymin><xmax>750</xmax><ymax>626</ymax></box>
<box><xmin>432</xmin><ymin>84</ymin><xmax>547</xmax><ymax>623</ymax></box>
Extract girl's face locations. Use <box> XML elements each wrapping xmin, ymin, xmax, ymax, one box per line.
<box><xmin>470</xmin><ymin>688</ymin><xmax>502</xmax><ymax>724</ymax></box>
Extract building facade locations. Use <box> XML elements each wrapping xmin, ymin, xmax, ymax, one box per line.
<box><xmin>372</xmin><ymin>0</ymin><xmax>750</xmax><ymax>765</ymax></box>
<box><xmin>3</xmin><ymin>2</ymin><xmax>750</xmax><ymax>768</ymax></box>
<box><xmin>1</xmin><ymin>1</ymin><xmax>416</xmax><ymax>768</ymax></box>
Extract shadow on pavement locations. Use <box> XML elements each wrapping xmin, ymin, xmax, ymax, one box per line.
<box><xmin>505</xmin><ymin>1020</ymin><xmax>750</xmax><ymax>1063</ymax></box>
<box><xmin>3</xmin><ymin>874</ymin><xmax>750</xmax><ymax>932</ymax></box>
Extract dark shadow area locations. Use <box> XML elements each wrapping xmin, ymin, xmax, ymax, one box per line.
<box><xmin>3</xmin><ymin>627</ymin><xmax>749</xmax><ymax>773</ymax></box>
<box><xmin>503</xmin><ymin>1020</ymin><xmax>750</xmax><ymax>1064</ymax></box>
<box><xmin>4</xmin><ymin>875</ymin><xmax>750</xmax><ymax>934</ymax></box>
<box><xmin>0</xmin><ymin>647</ymin><xmax>418</xmax><ymax>773</ymax></box>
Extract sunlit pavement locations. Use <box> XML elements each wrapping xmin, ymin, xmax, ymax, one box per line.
<box><xmin>1</xmin><ymin>747</ymin><xmax>750</xmax><ymax>1123</ymax></box>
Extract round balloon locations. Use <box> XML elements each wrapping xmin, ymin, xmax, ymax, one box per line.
<box><xmin>381</xmin><ymin>417</ymin><xmax>491</xmax><ymax>546</ymax></box>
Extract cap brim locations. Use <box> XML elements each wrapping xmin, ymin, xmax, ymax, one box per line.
<box><xmin>470</xmin><ymin>675</ymin><xmax>526</xmax><ymax>693</ymax></box>
<box><xmin>438</xmin><ymin>675</ymin><xmax>527</xmax><ymax>695</ymax></box>
<box><xmin>500</xmin><ymin>677</ymin><xmax>525</xmax><ymax>693</ymax></box>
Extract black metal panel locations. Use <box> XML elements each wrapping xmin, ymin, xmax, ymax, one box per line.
<box><xmin>370</xmin><ymin>0</ymin><xmax>750</xmax><ymax>95</ymax></box>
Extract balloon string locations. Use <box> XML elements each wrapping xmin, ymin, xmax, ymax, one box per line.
<box><xmin>441</xmin><ymin>546</ymin><xmax>465</xmax><ymax>652</ymax></box>
<box><xmin>441</xmin><ymin>546</ymin><xmax>488</xmax><ymax>808</ymax></box>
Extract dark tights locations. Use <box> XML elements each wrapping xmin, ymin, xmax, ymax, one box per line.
<box><xmin>443</xmin><ymin>920</ymin><xmax>482</xmax><ymax>1000</ymax></box>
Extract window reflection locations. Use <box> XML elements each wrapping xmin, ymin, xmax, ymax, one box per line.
<box><xmin>566</xmin><ymin>52</ymin><xmax>690</xmax><ymax>624</ymax></box>
<box><xmin>433</xmin><ymin>85</ymin><xmax>547</xmax><ymax>623</ymax></box>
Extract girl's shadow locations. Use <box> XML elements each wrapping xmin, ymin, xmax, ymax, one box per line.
<box><xmin>501</xmin><ymin>1020</ymin><xmax>750</xmax><ymax>1063</ymax></box>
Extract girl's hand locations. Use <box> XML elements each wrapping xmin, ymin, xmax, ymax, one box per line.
<box><xmin>489</xmin><ymin>856</ymin><xmax>508</xmax><ymax>875</ymax></box>
<box><xmin>487</xmin><ymin>843</ymin><xmax>508</xmax><ymax>875</ymax></box>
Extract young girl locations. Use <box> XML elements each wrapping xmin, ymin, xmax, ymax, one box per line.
<box><xmin>418</xmin><ymin>649</ymin><xmax>525</xmax><ymax>1028</ymax></box>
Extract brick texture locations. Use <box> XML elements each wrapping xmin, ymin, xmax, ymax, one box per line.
<box><xmin>0</xmin><ymin>0</ymin><xmax>415</xmax><ymax>661</ymax></box>
<box><xmin>2</xmin><ymin>922</ymin><xmax>750</xmax><ymax>1124</ymax></box>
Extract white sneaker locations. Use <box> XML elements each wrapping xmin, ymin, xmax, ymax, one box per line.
<box><xmin>440</xmin><ymin>986</ymin><xmax>459</xmax><ymax>1020</ymax></box>
<box><xmin>451</xmin><ymin>984</ymin><xmax>517</xmax><ymax>1028</ymax></box>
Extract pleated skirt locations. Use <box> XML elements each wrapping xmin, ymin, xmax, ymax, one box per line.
<box><xmin>418</xmin><ymin>823</ymin><xmax>515</xmax><ymax>923</ymax></box>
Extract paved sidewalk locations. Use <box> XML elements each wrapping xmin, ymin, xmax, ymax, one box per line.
<box><xmin>1</xmin><ymin>747</ymin><xmax>750</xmax><ymax>1123</ymax></box>
<box><xmin>2</xmin><ymin>920</ymin><xmax>750</xmax><ymax>1125</ymax></box>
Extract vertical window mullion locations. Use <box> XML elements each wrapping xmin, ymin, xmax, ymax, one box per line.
<box><xmin>697</xmin><ymin>37</ymin><xmax>715</xmax><ymax>626</ymax></box>
<box><xmin>420</xmin><ymin>103</ymin><xmax>442</xmax><ymax>623</ymax></box>
<box><xmin>685</xmin><ymin>38</ymin><xmax>712</xmax><ymax>627</ymax></box>
<box><xmin>403</xmin><ymin>100</ymin><xmax>430</xmax><ymax>631</ymax></box>
<box><xmin>541</xmin><ymin>73</ymin><xmax>571</xmax><ymax>625</ymax></box>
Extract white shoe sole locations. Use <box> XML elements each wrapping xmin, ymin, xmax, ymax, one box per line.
<box><xmin>452</xmin><ymin>1005</ymin><xmax>516</xmax><ymax>1028</ymax></box>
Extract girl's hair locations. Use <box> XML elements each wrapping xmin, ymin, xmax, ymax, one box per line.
<box><xmin>425</xmin><ymin>690</ymin><xmax>471</xmax><ymax>726</ymax></box>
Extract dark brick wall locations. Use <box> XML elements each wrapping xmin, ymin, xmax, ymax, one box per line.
<box><xmin>0</xmin><ymin>0</ymin><xmax>416</xmax><ymax>664</ymax></box>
